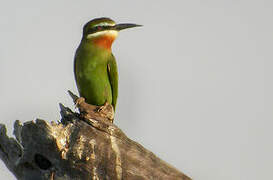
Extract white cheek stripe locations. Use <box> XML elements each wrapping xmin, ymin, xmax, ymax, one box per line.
<box><xmin>87</xmin><ymin>30</ymin><xmax>118</xmax><ymax>39</ymax></box>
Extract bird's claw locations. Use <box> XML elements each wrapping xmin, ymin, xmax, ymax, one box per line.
<box><xmin>95</xmin><ymin>102</ymin><xmax>114</xmax><ymax>121</ymax></box>
<box><xmin>96</xmin><ymin>102</ymin><xmax>110</xmax><ymax>113</ymax></box>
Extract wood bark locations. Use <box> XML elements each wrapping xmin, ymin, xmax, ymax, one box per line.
<box><xmin>0</xmin><ymin>93</ymin><xmax>191</xmax><ymax>180</ymax></box>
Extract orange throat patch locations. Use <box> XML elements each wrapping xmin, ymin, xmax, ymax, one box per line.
<box><xmin>93</xmin><ymin>35</ymin><xmax>116</xmax><ymax>50</ymax></box>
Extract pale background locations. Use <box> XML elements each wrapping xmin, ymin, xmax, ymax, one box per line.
<box><xmin>0</xmin><ymin>0</ymin><xmax>272</xmax><ymax>179</ymax></box>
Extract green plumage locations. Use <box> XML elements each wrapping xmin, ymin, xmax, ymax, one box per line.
<box><xmin>74</xmin><ymin>41</ymin><xmax>118</xmax><ymax>110</ymax></box>
<box><xmin>74</xmin><ymin>18</ymin><xmax>140</xmax><ymax>112</ymax></box>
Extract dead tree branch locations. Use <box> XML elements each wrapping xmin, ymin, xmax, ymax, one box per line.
<box><xmin>0</xmin><ymin>93</ymin><xmax>191</xmax><ymax>180</ymax></box>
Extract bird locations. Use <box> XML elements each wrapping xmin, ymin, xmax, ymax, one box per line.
<box><xmin>74</xmin><ymin>17</ymin><xmax>141</xmax><ymax>112</ymax></box>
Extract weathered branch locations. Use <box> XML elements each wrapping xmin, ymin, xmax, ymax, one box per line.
<box><xmin>0</xmin><ymin>93</ymin><xmax>191</xmax><ymax>180</ymax></box>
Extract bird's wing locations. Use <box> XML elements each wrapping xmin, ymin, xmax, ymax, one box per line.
<box><xmin>107</xmin><ymin>54</ymin><xmax>118</xmax><ymax>110</ymax></box>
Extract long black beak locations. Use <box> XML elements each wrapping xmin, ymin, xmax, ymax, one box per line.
<box><xmin>114</xmin><ymin>23</ymin><xmax>142</xmax><ymax>31</ymax></box>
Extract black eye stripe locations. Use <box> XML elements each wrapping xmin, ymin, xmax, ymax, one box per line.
<box><xmin>87</xmin><ymin>26</ymin><xmax>113</xmax><ymax>34</ymax></box>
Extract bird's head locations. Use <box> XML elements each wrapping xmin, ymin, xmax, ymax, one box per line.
<box><xmin>82</xmin><ymin>17</ymin><xmax>141</xmax><ymax>50</ymax></box>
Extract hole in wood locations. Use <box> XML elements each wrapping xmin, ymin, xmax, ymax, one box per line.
<box><xmin>34</xmin><ymin>154</ymin><xmax>52</xmax><ymax>170</ymax></box>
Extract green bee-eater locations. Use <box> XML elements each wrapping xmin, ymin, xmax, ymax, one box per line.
<box><xmin>74</xmin><ymin>17</ymin><xmax>141</xmax><ymax>111</ymax></box>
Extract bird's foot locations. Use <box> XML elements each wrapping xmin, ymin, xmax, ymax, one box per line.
<box><xmin>68</xmin><ymin>91</ymin><xmax>114</xmax><ymax>122</ymax></box>
<box><xmin>96</xmin><ymin>102</ymin><xmax>114</xmax><ymax>122</ymax></box>
<box><xmin>96</xmin><ymin>102</ymin><xmax>110</xmax><ymax>113</ymax></box>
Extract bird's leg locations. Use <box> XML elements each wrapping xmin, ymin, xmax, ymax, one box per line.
<box><xmin>96</xmin><ymin>101</ymin><xmax>114</xmax><ymax>122</ymax></box>
<box><xmin>76</xmin><ymin>98</ymin><xmax>113</xmax><ymax>122</ymax></box>
<box><xmin>68</xmin><ymin>91</ymin><xmax>113</xmax><ymax>122</ymax></box>
<box><xmin>96</xmin><ymin>101</ymin><xmax>110</xmax><ymax>112</ymax></box>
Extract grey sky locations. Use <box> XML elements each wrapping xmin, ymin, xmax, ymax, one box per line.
<box><xmin>0</xmin><ymin>0</ymin><xmax>273</xmax><ymax>179</ymax></box>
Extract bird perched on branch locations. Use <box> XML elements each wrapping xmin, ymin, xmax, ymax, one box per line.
<box><xmin>74</xmin><ymin>17</ymin><xmax>141</xmax><ymax>113</ymax></box>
